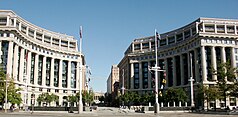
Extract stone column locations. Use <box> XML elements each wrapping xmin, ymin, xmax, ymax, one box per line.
<box><xmin>13</xmin><ymin>18</ymin><xmax>16</xmax><ymax>27</ymax></box>
<box><xmin>130</xmin><ymin>63</ymin><xmax>134</xmax><ymax>89</ymax></box>
<box><xmin>12</xmin><ymin>45</ymin><xmax>19</xmax><ymax>80</ymax></box>
<box><xmin>42</xmin><ymin>56</ymin><xmax>46</xmax><ymax>86</ymax></box>
<box><xmin>34</xmin><ymin>54</ymin><xmax>39</xmax><ymax>85</ymax></box>
<box><xmin>26</xmin><ymin>27</ymin><xmax>29</xmax><ymax>36</ymax></box>
<box><xmin>27</xmin><ymin>52</ymin><xmax>32</xmax><ymax>84</ymax></box>
<box><xmin>201</xmin><ymin>46</ymin><xmax>208</xmax><ymax>82</ymax></box>
<box><xmin>59</xmin><ymin>59</ymin><xmax>63</xmax><ymax>88</ymax></box>
<box><xmin>211</xmin><ymin>46</ymin><xmax>217</xmax><ymax>81</ymax></box>
<box><xmin>221</xmin><ymin>47</ymin><xmax>226</xmax><ymax>63</ymax></box>
<box><xmin>196</xmin><ymin>22</ymin><xmax>199</xmax><ymax>33</ymax></box>
<box><xmin>19</xmin><ymin>48</ymin><xmax>25</xmax><ymax>82</ymax></box>
<box><xmin>172</xmin><ymin>56</ymin><xmax>177</xmax><ymax>87</ymax></box>
<box><xmin>194</xmin><ymin>49</ymin><xmax>200</xmax><ymax>82</ymax></box>
<box><xmin>225</xmin><ymin>25</ymin><xmax>227</xmax><ymax>34</ymax></box>
<box><xmin>76</xmin><ymin>62</ymin><xmax>80</xmax><ymax>90</ymax></box>
<box><xmin>187</xmin><ymin>52</ymin><xmax>191</xmax><ymax>84</ymax></box>
<box><xmin>164</xmin><ymin>58</ymin><xmax>168</xmax><ymax>88</ymax></box>
<box><xmin>215</xmin><ymin>24</ymin><xmax>217</xmax><ymax>33</ymax></box>
<box><xmin>230</xmin><ymin>47</ymin><xmax>236</xmax><ymax>68</ymax></box>
<box><xmin>180</xmin><ymin>55</ymin><xmax>185</xmax><ymax>85</ymax></box>
<box><xmin>19</xmin><ymin>22</ymin><xmax>22</xmax><ymax>31</ymax></box>
<box><xmin>7</xmin><ymin>41</ymin><xmax>14</xmax><ymax>76</ymax></box>
<box><xmin>50</xmin><ymin>58</ymin><xmax>54</xmax><ymax>87</ymax></box>
<box><xmin>67</xmin><ymin>61</ymin><xmax>71</xmax><ymax>89</ymax></box>
<box><xmin>34</xmin><ymin>30</ymin><xmax>36</xmax><ymax>39</ymax></box>
<box><xmin>235</xmin><ymin>25</ymin><xmax>237</xmax><ymax>35</ymax></box>
<box><xmin>202</xmin><ymin>22</ymin><xmax>205</xmax><ymax>33</ymax></box>
<box><xmin>6</xmin><ymin>16</ymin><xmax>10</xmax><ymax>26</ymax></box>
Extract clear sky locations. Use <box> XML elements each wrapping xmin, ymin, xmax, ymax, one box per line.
<box><xmin>0</xmin><ymin>0</ymin><xmax>237</xmax><ymax>93</ymax></box>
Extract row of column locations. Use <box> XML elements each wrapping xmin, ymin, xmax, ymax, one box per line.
<box><xmin>129</xmin><ymin>46</ymin><xmax>236</xmax><ymax>90</ymax></box>
<box><xmin>4</xmin><ymin>41</ymin><xmax>80</xmax><ymax>89</ymax></box>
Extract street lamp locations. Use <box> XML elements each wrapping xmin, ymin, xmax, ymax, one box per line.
<box><xmin>23</xmin><ymin>74</ymin><xmax>28</xmax><ymax>112</ymax></box>
<box><xmin>31</xmin><ymin>89</ymin><xmax>35</xmax><ymax>114</ymax></box>
<box><xmin>4</xmin><ymin>74</ymin><xmax>10</xmax><ymax>113</ymax></box>
<box><xmin>189</xmin><ymin>53</ymin><xmax>195</xmax><ymax>107</ymax></box>
<box><xmin>148</xmin><ymin>30</ymin><xmax>166</xmax><ymax>114</ymax></box>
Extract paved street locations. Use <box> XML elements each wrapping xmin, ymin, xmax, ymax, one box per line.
<box><xmin>0</xmin><ymin>107</ymin><xmax>237</xmax><ymax>117</ymax></box>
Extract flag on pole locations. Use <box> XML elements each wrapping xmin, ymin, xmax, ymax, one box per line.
<box><xmin>156</xmin><ymin>31</ymin><xmax>161</xmax><ymax>40</ymax></box>
<box><xmin>79</xmin><ymin>26</ymin><xmax>83</xmax><ymax>39</ymax></box>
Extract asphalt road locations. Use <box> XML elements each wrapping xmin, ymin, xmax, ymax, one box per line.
<box><xmin>0</xmin><ymin>107</ymin><xmax>237</xmax><ymax>117</ymax></box>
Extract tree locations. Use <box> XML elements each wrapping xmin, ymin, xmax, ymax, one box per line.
<box><xmin>164</xmin><ymin>88</ymin><xmax>187</xmax><ymax>105</ymax></box>
<box><xmin>67</xmin><ymin>94</ymin><xmax>77</xmax><ymax>106</ymax></box>
<box><xmin>37</xmin><ymin>93</ymin><xmax>59</xmax><ymax>106</ymax></box>
<box><xmin>98</xmin><ymin>96</ymin><xmax>105</xmax><ymax>103</ymax></box>
<box><xmin>203</xmin><ymin>85</ymin><xmax>220</xmax><ymax>110</ymax></box>
<box><xmin>0</xmin><ymin>66</ymin><xmax>22</xmax><ymax>106</ymax></box>
<box><xmin>76</xmin><ymin>90</ymin><xmax>94</xmax><ymax>106</ymax></box>
<box><xmin>212</xmin><ymin>62</ymin><xmax>237</xmax><ymax>107</ymax></box>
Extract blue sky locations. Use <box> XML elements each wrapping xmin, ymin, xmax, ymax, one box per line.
<box><xmin>1</xmin><ymin>0</ymin><xmax>237</xmax><ymax>92</ymax></box>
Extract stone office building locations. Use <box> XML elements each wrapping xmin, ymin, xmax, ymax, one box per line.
<box><xmin>0</xmin><ymin>10</ymin><xmax>86</xmax><ymax>107</ymax></box>
<box><xmin>118</xmin><ymin>17</ymin><xmax>238</xmax><ymax>108</ymax></box>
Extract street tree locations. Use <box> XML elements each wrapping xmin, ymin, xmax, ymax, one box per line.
<box><xmin>203</xmin><ymin>85</ymin><xmax>220</xmax><ymax>110</ymax></box>
<box><xmin>0</xmin><ymin>66</ymin><xmax>22</xmax><ymax>106</ymax></box>
<box><xmin>76</xmin><ymin>90</ymin><xmax>94</xmax><ymax>106</ymax></box>
<box><xmin>164</xmin><ymin>88</ymin><xmax>187</xmax><ymax>105</ymax></box>
<box><xmin>212</xmin><ymin>62</ymin><xmax>237</xmax><ymax>107</ymax></box>
<box><xmin>37</xmin><ymin>93</ymin><xmax>59</xmax><ymax>106</ymax></box>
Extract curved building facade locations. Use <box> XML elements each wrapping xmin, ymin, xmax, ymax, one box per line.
<box><xmin>0</xmin><ymin>10</ymin><xmax>86</xmax><ymax>107</ymax></box>
<box><xmin>118</xmin><ymin>17</ymin><xmax>238</xmax><ymax>108</ymax></box>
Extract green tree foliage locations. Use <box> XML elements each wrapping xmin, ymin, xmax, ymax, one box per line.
<box><xmin>37</xmin><ymin>93</ymin><xmax>59</xmax><ymax>106</ymax></box>
<box><xmin>119</xmin><ymin>92</ymin><xmax>155</xmax><ymax>106</ymax></box>
<box><xmin>212</xmin><ymin>62</ymin><xmax>237</xmax><ymax>106</ymax></box>
<box><xmin>98</xmin><ymin>96</ymin><xmax>105</xmax><ymax>103</ymax></box>
<box><xmin>203</xmin><ymin>85</ymin><xmax>220</xmax><ymax>110</ymax></box>
<box><xmin>0</xmin><ymin>67</ymin><xmax>22</xmax><ymax>105</ymax></box>
<box><xmin>76</xmin><ymin>90</ymin><xmax>94</xmax><ymax>106</ymax></box>
<box><xmin>164</xmin><ymin>88</ymin><xmax>187</xmax><ymax>104</ymax></box>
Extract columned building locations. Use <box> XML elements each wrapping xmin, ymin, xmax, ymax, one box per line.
<box><xmin>0</xmin><ymin>10</ymin><xmax>86</xmax><ymax>107</ymax></box>
<box><xmin>118</xmin><ymin>17</ymin><xmax>238</xmax><ymax>108</ymax></box>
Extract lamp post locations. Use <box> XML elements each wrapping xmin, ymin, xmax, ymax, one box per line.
<box><xmin>31</xmin><ymin>89</ymin><xmax>35</xmax><ymax>114</ymax></box>
<box><xmin>4</xmin><ymin>75</ymin><xmax>8</xmax><ymax>113</ymax></box>
<box><xmin>189</xmin><ymin>53</ymin><xmax>195</xmax><ymax>107</ymax></box>
<box><xmin>148</xmin><ymin>30</ymin><xmax>166</xmax><ymax>114</ymax></box>
<box><xmin>23</xmin><ymin>74</ymin><xmax>28</xmax><ymax>112</ymax></box>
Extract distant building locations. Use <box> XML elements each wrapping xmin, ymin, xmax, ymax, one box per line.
<box><xmin>93</xmin><ymin>92</ymin><xmax>104</xmax><ymax>104</ymax></box>
<box><xmin>0</xmin><ymin>10</ymin><xmax>86</xmax><ymax>107</ymax></box>
<box><xmin>118</xmin><ymin>17</ymin><xmax>238</xmax><ymax>108</ymax></box>
<box><xmin>106</xmin><ymin>65</ymin><xmax>119</xmax><ymax>95</ymax></box>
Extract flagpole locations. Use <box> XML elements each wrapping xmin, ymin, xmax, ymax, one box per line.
<box><xmin>78</xmin><ymin>26</ymin><xmax>83</xmax><ymax>114</ymax></box>
<box><xmin>154</xmin><ymin>29</ymin><xmax>159</xmax><ymax>113</ymax></box>
<box><xmin>79</xmin><ymin>26</ymin><xmax>83</xmax><ymax>53</ymax></box>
